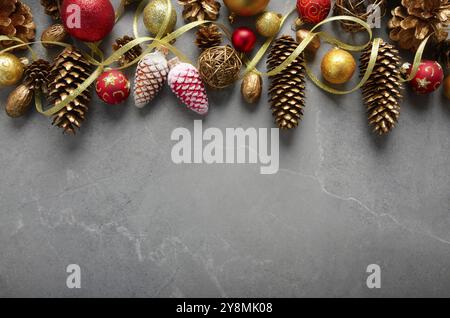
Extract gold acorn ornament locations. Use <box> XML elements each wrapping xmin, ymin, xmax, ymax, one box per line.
<box><xmin>296</xmin><ymin>29</ymin><xmax>321</xmax><ymax>55</ymax></box>
<box><xmin>143</xmin><ymin>0</ymin><xmax>177</xmax><ymax>36</ymax></box>
<box><xmin>5</xmin><ymin>84</ymin><xmax>33</xmax><ymax>118</ymax></box>
<box><xmin>0</xmin><ymin>52</ymin><xmax>25</xmax><ymax>87</ymax></box>
<box><xmin>256</xmin><ymin>11</ymin><xmax>282</xmax><ymax>37</ymax></box>
<box><xmin>241</xmin><ymin>71</ymin><xmax>262</xmax><ymax>104</ymax></box>
<box><xmin>41</xmin><ymin>24</ymin><xmax>68</xmax><ymax>48</ymax></box>
<box><xmin>321</xmin><ymin>48</ymin><xmax>356</xmax><ymax>84</ymax></box>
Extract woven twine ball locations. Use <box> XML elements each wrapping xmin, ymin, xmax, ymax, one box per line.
<box><xmin>198</xmin><ymin>46</ymin><xmax>242</xmax><ymax>89</ymax></box>
<box><xmin>334</xmin><ymin>0</ymin><xmax>386</xmax><ymax>32</ymax></box>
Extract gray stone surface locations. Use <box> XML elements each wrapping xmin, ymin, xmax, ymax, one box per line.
<box><xmin>0</xmin><ymin>0</ymin><xmax>449</xmax><ymax>298</ymax></box>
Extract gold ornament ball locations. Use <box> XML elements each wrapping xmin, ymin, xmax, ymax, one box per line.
<box><xmin>444</xmin><ymin>75</ymin><xmax>450</xmax><ymax>100</ymax></box>
<box><xmin>0</xmin><ymin>53</ymin><xmax>24</xmax><ymax>87</ymax></box>
<box><xmin>143</xmin><ymin>0</ymin><xmax>177</xmax><ymax>36</ymax></box>
<box><xmin>256</xmin><ymin>12</ymin><xmax>282</xmax><ymax>37</ymax></box>
<box><xmin>224</xmin><ymin>0</ymin><xmax>270</xmax><ymax>17</ymax></box>
<box><xmin>320</xmin><ymin>48</ymin><xmax>356</xmax><ymax>84</ymax></box>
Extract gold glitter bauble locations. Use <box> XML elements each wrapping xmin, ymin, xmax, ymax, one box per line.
<box><xmin>320</xmin><ymin>48</ymin><xmax>356</xmax><ymax>84</ymax></box>
<box><xmin>224</xmin><ymin>0</ymin><xmax>270</xmax><ymax>17</ymax></box>
<box><xmin>143</xmin><ymin>0</ymin><xmax>177</xmax><ymax>36</ymax></box>
<box><xmin>0</xmin><ymin>53</ymin><xmax>24</xmax><ymax>87</ymax></box>
<box><xmin>256</xmin><ymin>12</ymin><xmax>282</xmax><ymax>37</ymax></box>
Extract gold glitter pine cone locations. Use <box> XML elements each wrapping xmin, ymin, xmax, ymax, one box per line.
<box><xmin>23</xmin><ymin>59</ymin><xmax>51</xmax><ymax>91</ymax></box>
<box><xmin>0</xmin><ymin>0</ymin><xmax>36</xmax><ymax>50</ymax></box>
<box><xmin>195</xmin><ymin>24</ymin><xmax>222</xmax><ymax>50</ymax></box>
<box><xmin>113</xmin><ymin>35</ymin><xmax>143</xmax><ymax>67</ymax></box>
<box><xmin>48</xmin><ymin>46</ymin><xmax>92</xmax><ymax>135</ymax></box>
<box><xmin>388</xmin><ymin>0</ymin><xmax>450</xmax><ymax>51</ymax></box>
<box><xmin>178</xmin><ymin>0</ymin><xmax>221</xmax><ymax>22</ymax></box>
<box><xmin>267</xmin><ymin>35</ymin><xmax>307</xmax><ymax>130</ymax></box>
<box><xmin>360</xmin><ymin>40</ymin><xmax>403</xmax><ymax>135</ymax></box>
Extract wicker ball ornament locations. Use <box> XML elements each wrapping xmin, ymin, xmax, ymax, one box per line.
<box><xmin>297</xmin><ymin>0</ymin><xmax>331</xmax><ymax>24</ymax></box>
<box><xmin>334</xmin><ymin>0</ymin><xmax>385</xmax><ymax>32</ymax></box>
<box><xmin>198</xmin><ymin>46</ymin><xmax>242</xmax><ymax>89</ymax></box>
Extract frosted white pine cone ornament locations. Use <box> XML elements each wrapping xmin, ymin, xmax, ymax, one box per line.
<box><xmin>168</xmin><ymin>58</ymin><xmax>209</xmax><ymax>115</ymax></box>
<box><xmin>133</xmin><ymin>50</ymin><xmax>169</xmax><ymax>108</ymax></box>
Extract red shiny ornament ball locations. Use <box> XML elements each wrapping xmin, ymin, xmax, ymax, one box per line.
<box><xmin>61</xmin><ymin>0</ymin><xmax>115</xmax><ymax>42</ymax></box>
<box><xmin>406</xmin><ymin>60</ymin><xmax>444</xmax><ymax>94</ymax></box>
<box><xmin>96</xmin><ymin>70</ymin><xmax>131</xmax><ymax>105</ymax></box>
<box><xmin>232</xmin><ymin>27</ymin><xmax>257</xmax><ymax>53</ymax></box>
<box><xmin>296</xmin><ymin>0</ymin><xmax>331</xmax><ymax>24</ymax></box>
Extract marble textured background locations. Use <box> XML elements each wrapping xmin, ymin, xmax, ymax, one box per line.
<box><xmin>0</xmin><ymin>0</ymin><xmax>449</xmax><ymax>297</ymax></box>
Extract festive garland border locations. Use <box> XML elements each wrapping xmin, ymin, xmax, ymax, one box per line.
<box><xmin>0</xmin><ymin>0</ymin><xmax>430</xmax><ymax>117</ymax></box>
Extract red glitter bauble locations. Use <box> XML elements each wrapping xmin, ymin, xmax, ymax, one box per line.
<box><xmin>61</xmin><ymin>0</ymin><xmax>115</xmax><ymax>42</ymax></box>
<box><xmin>96</xmin><ymin>70</ymin><xmax>131</xmax><ymax>105</ymax></box>
<box><xmin>407</xmin><ymin>60</ymin><xmax>444</xmax><ymax>95</ymax></box>
<box><xmin>296</xmin><ymin>0</ymin><xmax>331</xmax><ymax>24</ymax></box>
<box><xmin>232</xmin><ymin>27</ymin><xmax>257</xmax><ymax>53</ymax></box>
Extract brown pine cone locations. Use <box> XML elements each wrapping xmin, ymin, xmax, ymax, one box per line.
<box><xmin>23</xmin><ymin>59</ymin><xmax>51</xmax><ymax>91</ymax></box>
<box><xmin>0</xmin><ymin>0</ymin><xmax>36</xmax><ymax>50</ymax></box>
<box><xmin>112</xmin><ymin>35</ymin><xmax>143</xmax><ymax>67</ymax></box>
<box><xmin>48</xmin><ymin>47</ymin><xmax>92</xmax><ymax>135</ymax></box>
<box><xmin>178</xmin><ymin>0</ymin><xmax>221</xmax><ymax>22</ymax></box>
<box><xmin>195</xmin><ymin>24</ymin><xmax>222</xmax><ymax>50</ymax></box>
<box><xmin>360</xmin><ymin>40</ymin><xmax>403</xmax><ymax>135</ymax></box>
<box><xmin>388</xmin><ymin>0</ymin><xmax>450</xmax><ymax>51</ymax></box>
<box><xmin>267</xmin><ymin>36</ymin><xmax>307</xmax><ymax>130</ymax></box>
<box><xmin>40</xmin><ymin>0</ymin><xmax>60</xmax><ymax>20</ymax></box>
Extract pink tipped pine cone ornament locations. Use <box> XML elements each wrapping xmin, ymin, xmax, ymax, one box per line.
<box><xmin>133</xmin><ymin>50</ymin><xmax>169</xmax><ymax>108</ymax></box>
<box><xmin>168</xmin><ymin>58</ymin><xmax>209</xmax><ymax>115</ymax></box>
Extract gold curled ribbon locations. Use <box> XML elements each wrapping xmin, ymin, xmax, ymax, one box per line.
<box><xmin>0</xmin><ymin>35</ymin><xmax>38</xmax><ymax>60</ymax></box>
